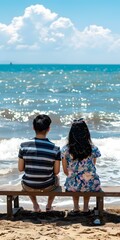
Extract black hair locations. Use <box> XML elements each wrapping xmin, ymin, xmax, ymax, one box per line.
<box><xmin>33</xmin><ymin>114</ymin><xmax>51</xmax><ymax>133</ymax></box>
<box><xmin>68</xmin><ymin>119</ymin><xmax>92</xmax><ymax>161</ymax></box>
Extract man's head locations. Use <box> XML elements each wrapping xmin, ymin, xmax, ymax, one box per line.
<box><xmin>33</xmin><ymin>114</ymin><xmax>51</xmax><ymax>134</ymax></box>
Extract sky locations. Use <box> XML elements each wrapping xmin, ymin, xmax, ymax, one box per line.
<box><xmin>0</xmin><ymin>0</ymin><xmax>120</xmax><ymax>64</ymax></box>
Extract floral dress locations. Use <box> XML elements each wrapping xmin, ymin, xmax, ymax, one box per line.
<box><xmin>62</xmin><ymin>145</ymin><xmax>101</xmax><ymax>192</ymax></box>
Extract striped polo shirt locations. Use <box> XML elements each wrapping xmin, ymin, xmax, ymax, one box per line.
<box><xmin>18</xmin><ymin>138</ymin><xmax>61</xmax><ymax>189</ymax></box>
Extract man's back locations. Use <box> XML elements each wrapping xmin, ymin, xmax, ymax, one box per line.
<box><xmin>18</xmin><ymin>114</ymin><xmax>61</xmax><ymax>212</ymax></box>
<box><xmin>18</xmin><ymin>138</ymin><xmax>61</xmax><ymax>189</ymax></box>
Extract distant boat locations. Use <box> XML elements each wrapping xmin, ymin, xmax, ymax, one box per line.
<box><xmin>10</xmin><ymin>62</ymin><xmax>13</xmax><ymax>65</ymax></box>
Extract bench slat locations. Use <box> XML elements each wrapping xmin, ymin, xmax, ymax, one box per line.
<box><xmin>0</xmin><ymin>186</ymin><xmax>120</xmax><ymax>196</ymax></box>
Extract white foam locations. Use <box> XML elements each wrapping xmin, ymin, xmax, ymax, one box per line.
<box><xmin>94</xmin><ymin>137</ymin><xmax>120</xmax><ymax>160</ymax></box>
<box><xmin>0</xmin><ymin>138</ymin><xmax>27</xmax><ymax>160</ymax></box>
<box><xmin>0</xmin><ymin>137</ymin><xmax>120</xmax><ymax>205</ymax></box>
<box><xmin>0</xmin><ymin>136</ymin><xmax>119</xmax><ymax>163</ymax></box>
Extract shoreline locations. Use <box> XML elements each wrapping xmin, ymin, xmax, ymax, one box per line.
<box><xmin>0</xmin><ymin>201</ymin><xmax>120</xmax><ymax>214</ymax></box>
<box><xmin>0</xmin><ymin>200</ymin><xmax>120</xmax><ymax>213</ymax></box>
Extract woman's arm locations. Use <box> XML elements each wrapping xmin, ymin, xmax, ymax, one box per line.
<box><xmin>62</xmin><ymin>157</ymin><xmax>68</xmax><ymax>176</ymax></box>
<box><xmin>18</xmin><ymin>158</ymin><xmax>25</xmax><ymax>172</ymax></box>
<box><xmin>93</xmin><ymin>158</ymin><xmax>96</xmax><ymax>165</ymax></box>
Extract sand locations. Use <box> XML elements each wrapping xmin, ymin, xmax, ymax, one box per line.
<box><xmin>0</xmin><ymin>206</ymin><xmax>120</xmax><ymax>240</ymax></box>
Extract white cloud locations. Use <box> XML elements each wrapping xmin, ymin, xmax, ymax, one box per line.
<box><xmin>84</xmin><ymin>25</ymin><xmax>111</xmax><ymax>36</ymax></box>
<box><xmin>0</xmin><ymin>4</ymin><xmax>120</xmax><ymax>62</ymax></box>
<box><xmin>0</xmin><ymin>23</ymin><xmax>12</xmax><ymax>46</ymax></box>
<box><xmin>24</xmin><ymin>4</ymin><xmax>57</xmax><ymax>22</ymax></box>
<box><xmin>109</xmin><ymin>38</ymin><xmax>120</xmax><ymax>51</ymax></box>
<box><xmin>50</xmin><ymin>17</ymin><xmax>73</xmax><ymax>29</ymax></box>
<box><xmin>71</xmin><ymin>25</ymin><xmax>115</xmax><ymax>49</ymax></box>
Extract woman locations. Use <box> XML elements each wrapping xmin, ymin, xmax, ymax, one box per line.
<box><xmin>62</xmin><ymin>118</ymin><xmax>101</xmax><ymax>214</ymax></box>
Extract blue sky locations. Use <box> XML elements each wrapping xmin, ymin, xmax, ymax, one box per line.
<box><xmin>0</xmin><ymin>0</ymin><xmax>120</xmax><ymax>64</ymax></box>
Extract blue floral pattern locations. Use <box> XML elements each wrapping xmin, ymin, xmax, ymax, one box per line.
<box><xmin>62</xmin><ymin>145</ymin><xmax>101</xmax><ymax>192</ymax></box>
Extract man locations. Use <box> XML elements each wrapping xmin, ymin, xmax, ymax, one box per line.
<box><xmin>18</xmin><ymin>114</ymin><xmax>61</xmax><ymax>212</ymax></box>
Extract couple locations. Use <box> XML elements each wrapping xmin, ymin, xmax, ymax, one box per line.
<box><xmin>18</xmin><ymin>114</ymin><xmax>101</xmax><ymax>213</ymax></box>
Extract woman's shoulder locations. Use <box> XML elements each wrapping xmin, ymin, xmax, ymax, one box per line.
<box><xmin>61</xmin><ymin>145</ymin><xmax>69</xmax><ymax>158</ymax></box>
<box><xmin>91</xmin><ymin>145</ymin><xmax>101</xmax><ymax>158</ymax></box>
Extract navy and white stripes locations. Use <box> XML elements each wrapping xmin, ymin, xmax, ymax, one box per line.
<box><xmin>18</xmin><ymin>138</ymin><xmax>61</xmax><ymax>189</ymax></box>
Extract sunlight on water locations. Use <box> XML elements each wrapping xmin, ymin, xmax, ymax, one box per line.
<box><xmin>0</xmin><ymin>64</ymin><xmax>120</xmax><ymax>206</ymax></box>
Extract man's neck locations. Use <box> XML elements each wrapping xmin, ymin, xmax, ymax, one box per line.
<box><xmin>35</xmin><ymin>133</ymin><xmax>47</xmax><ymax>139</ymax></box>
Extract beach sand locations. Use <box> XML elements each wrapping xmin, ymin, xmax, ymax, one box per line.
<box><xmin>0</xmin><ymin>205</ymin><xmax>120</xmax><ymax>240</ymax></box>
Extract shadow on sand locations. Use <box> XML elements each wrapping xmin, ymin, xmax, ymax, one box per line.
<box><xmin>0</xmin><ymin>208</ymin><xmax>120</xmax><ymax>227</ymax></box>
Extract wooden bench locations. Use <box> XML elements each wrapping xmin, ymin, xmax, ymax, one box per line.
<box><xmin>0</xmin><ymin>185</ymin><xmax>120</xmax><ymax>219</ymax></box>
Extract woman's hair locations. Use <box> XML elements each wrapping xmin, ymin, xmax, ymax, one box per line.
<box><xmin>68</xmin><ymin>119</ymin><xmax>92</xmax><ymax>161</ymax></box>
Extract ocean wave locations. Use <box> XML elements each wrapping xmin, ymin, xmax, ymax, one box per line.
<box><xmin>0</xmin><ymin>109</ymin><xmax>58</xmax><ymax>122</ymax></box>
<box><xmin>0</xmin><ymin>138</ymin><xmax>24</xmax><ymax>160</ymax></box>
<box><xmin>0</xmin><ymin>136</ymin><xmax>119</xmax><ymax>161</ymax></box>
<box><xmin>0</xmin><ymin>137</ymin><xmax>120</xmax><ymax>204</ymax></box>
<box><xmin>60</xmin><ymin>112</ymin><xmax>120</xmax><ymax>128</ymax></box>
<box><xmin>0</xmin><ymin>167</ymin><xmax>19</xmax><ymax>176</ymax></box>
<box><xmin>0</xmin><ymin>137</ymin><xmax>66</xmax><ymax>162</ymax></box>
<box><xmin>0</xmin><ymin>108</ymin><xmax>120</xmax><ymax>124</ymax></box>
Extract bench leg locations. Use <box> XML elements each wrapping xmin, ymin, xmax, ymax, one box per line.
<box><xmin>7</xmin><ymin>195</ymin><xmax>13</xmax><ymax>219</ymax></box>
<box><xmin>13</xmin><ymin>196</ymin><xmax>19</xmax><ymax>208</ymax></box>
<box><xmin>96</xmin><ymin>196</ymin><xmax>104</xmax><ymax>216</ymax></box>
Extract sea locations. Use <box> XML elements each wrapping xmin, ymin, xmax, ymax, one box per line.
<box><xmin>0</xmin><ymin>64</ymin><xmax>120</xmax><ymax>209</ymax></box>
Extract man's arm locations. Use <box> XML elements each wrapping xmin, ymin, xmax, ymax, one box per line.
<box><xmin>54</xmin><ymin>160</ymin><xmax>60</xmax><ymax>175</ymax></box>
<box><xmin>18</xmin><ymin>158</ymin><xmax>25</xmax><ymax>172</ymax></box>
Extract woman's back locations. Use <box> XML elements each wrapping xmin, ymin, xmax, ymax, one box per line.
<box><xmin>62</xmin><ymin>118</ymin><xmax>102</xmax><ymax>213</ymax></box>
<box><xmin>62</xmin><ymin>144</ymin><xmax>101</xmax><ymax>192</ymax></box>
